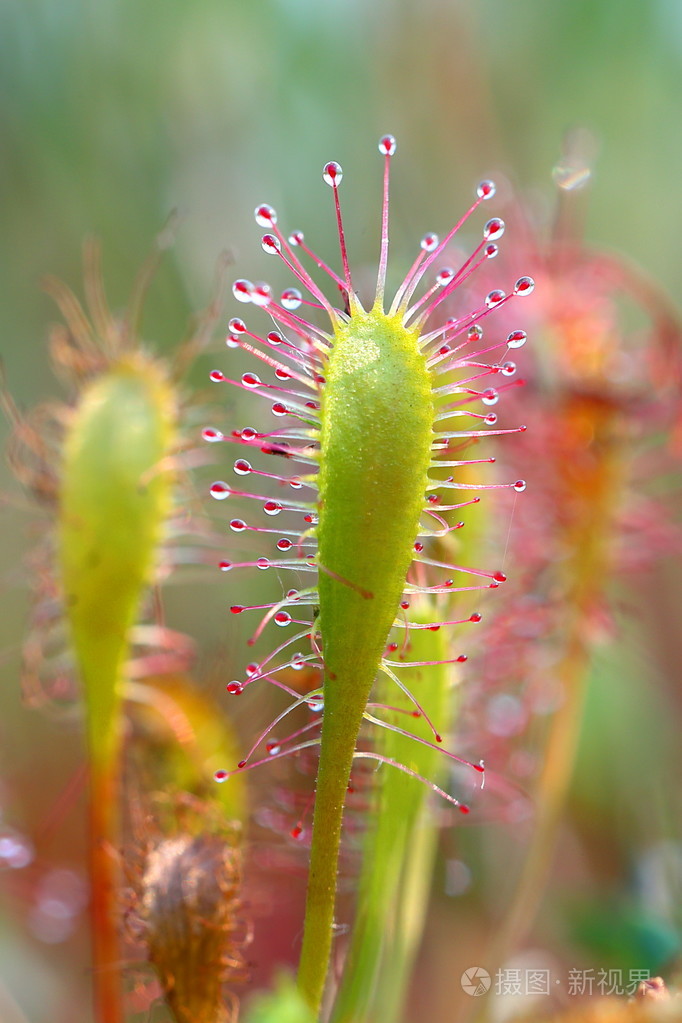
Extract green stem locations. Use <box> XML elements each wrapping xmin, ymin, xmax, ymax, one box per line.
<box><xmin>297</xmin><ymin>695</ymin><xmax>366</xmax><ymax>1015</ymax></box>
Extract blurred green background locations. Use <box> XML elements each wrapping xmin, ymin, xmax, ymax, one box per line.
<box><xmin>1</xmin><ymin>1</ymin><xmax>681</xmax><ymax>1021</ymax></box>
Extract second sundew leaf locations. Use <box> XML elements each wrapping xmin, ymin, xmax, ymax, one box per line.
<box><xmin>56</xmin><ymin>348</ymin><xmax>176</xmax><ymax>1023</ymax></box>
<box><xmin>59</xmin><ymin>353</ymin><xmax>176</xmax><ymax>767</ymax></box>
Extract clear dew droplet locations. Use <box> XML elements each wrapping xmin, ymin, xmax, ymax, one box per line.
<box><xmin>484</xmin><ymin>412</ymin><xmax>498</xmax><ymax>424</ymax></box>
<box><xmin>485</xmin><ymin>243</ymin><xmax>499</xmax><ymax>259</ymax></box>
<box><xmin>307</xmin><ymin>695</ymin><xmax>324</xmax><ymax>712</ymax></box>
<box><xmin>241</xmin><ymin>372</ymin><xmax>261</xmax><ymax>388</ymax></box>
<box><xmin>514</xmin><ymin>276</ymin><xmax>535</xmax><ymax>297</ymax></box>
<box><xmin>468</xmin><ymin>324</ymin><xmax>483</xmax><ymax>342</ymax></box>
<box><xmin>288</xmin><ymin>230</ymin><xmax>304</xmax><ymax>246</ymax></box>
<box><xmin>266</xmin><ymin>742</ymin><xmax>281</xmax><ymax>756</ymax></box>
<box><xmin>232</xmin><ymin>279</ymin><xmax>253</xmax><ymax>303</ymax></box>
<box><xmin>378</xmin><ymin>134</ymin><xmax>397</xmax><ymax>156</ymax></box>
<box><xmin>202</xmin><ymin>427</ymin><xmax>224</xmax><ymax>442</ymax></box>
<box><xmin>228</xmin><ymin>317</ymin><xmax>246</xmax><ymax>333</ymax></box>
<box><xmin>254</xmin><ymin>203</ymin><xmax>277</xmax><ymax>227</ymax></box>
<box><xmin>210</xmin><ymin>481</ymin><xmax>231</xmax><ymax>500</ymax></box>
<box><xmin>483</xmin><ymin>217</ymin><xmax>505</xmax><ymax>241</ymax></box>
<box><xmin>507</xmin><ymin>329</ymin><xmax>527</xmax><ymax>349</ymax></box>
<box><xmin>477</xmin><ymin>179</ymin><xmax>496</xmax><ymax>200</ymax></box>
<box><xmin>225</xmin><ymin>334</ymin><xmax>240</xmax><ymax>349</ymax></box>
<box><xmin>263</xmin><ymin>500</ymin><xmax>282</xmax><ymax>516</ymax></box>
<box><xmin>267</xmin><ymin>330</ymin><xmax>284</xmax><ymax>345</ymax></box>
<box><xmin>230</xmin><ymin>519</ymin><xmax>246</xmax><ymax>532</ymax></box>
<box><xmin>227</xmin><ymin>681</ymin><xmax>244</xmax><ymax>695</ymax></box>
<box><xmin>251</xmin><ymin>282</ymin><xmax>272</xmax><ymax>307</ymax></box>
<box><xmin>436</xmin><ymin>267</ymin><xmax>455</xmax><ymax>287</ymax></box>
<box><xmin>481</xmin><ymin>389</ymin><xmax>499</xmax><ymax>406</ymax></box>
<box><xmin>323</xmin><ymin>161</ymin><xmax>343</xmax><ymax>187</ymax></box>
<box><xmin>513</xmin><ymin>479</ymin><xmax>527</xmax><ymax>493</ymax></box>
<box><xmin>421</xmin><ymin>232</ymin><xmax>439</xmax><ymax>252</ymax></box>
<box><xmin>501</xmin><ymin>360</ymin><xmax>516</xmax><ymax>376</ymax></box>
<box><xmin>261</xmin><ymin>233</ymin><xmax>281</xmax><ymax>255</ymax></box>
<box><xmin>233</xmin><ymin>459</ymin><xmax>252</xmax><ymax>476</ymax></box>
<box><xmin>274</xmin><ymin>611</ymin><xmax>292</xmax><ymax>626</ymax></box>
<box><xmin>485</xmin><ymin>289</ymin><xmax>506</xmax><ymax>309</ymax></box>
<box><xmin>281</xmin><ymin>287</ymin><xmax>302</xmax><ymax>310</ymax></box>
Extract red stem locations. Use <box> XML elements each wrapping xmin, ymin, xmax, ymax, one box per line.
<box><xmin>88</xmin><ymin>760</ymin><xmax>124</xmax><ymax>1023</ymax></box>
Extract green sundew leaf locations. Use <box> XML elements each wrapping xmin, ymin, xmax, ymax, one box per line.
<box><xmin>245</xmin><ymin>974</ymin><xmax>316</xmax><ymax>1023</ymax></box>
<box><xmin>317</xmin><ymin>310</ymin><xmax>435</xmax><ymax>692</ymax></box>
<box><xmin>332</xmin><ymin>615</ymin><xmax>457</xmax><ymax>1023</ymax></box>
<box><xmin>58</xmin><ymin>354</ymin><xmax>176</xmax><ymax>769</ymax></box>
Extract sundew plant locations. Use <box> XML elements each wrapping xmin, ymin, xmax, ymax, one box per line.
<box><xmin>3</xmin><ymin>246</ymin><xmax>251</xmax><ymax>1023</ymax></box>
<box><xmin>208</xmin><ymin>136</ymin><xmax>534</xmax><ymax>1015</ymax></box>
